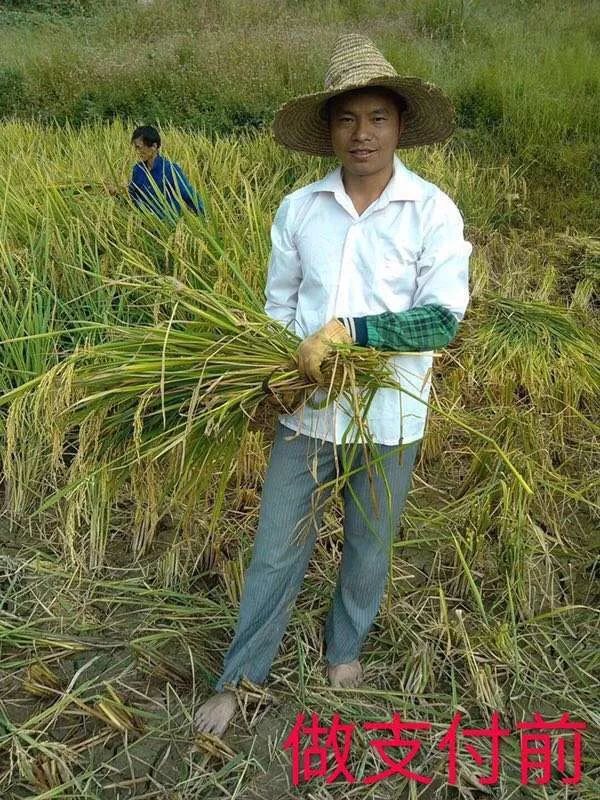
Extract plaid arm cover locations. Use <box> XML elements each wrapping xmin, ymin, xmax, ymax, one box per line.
<box><xmin>338</xmin><ymin>304</ymin><xmax>459</xmax><ymax>352</ymax></box>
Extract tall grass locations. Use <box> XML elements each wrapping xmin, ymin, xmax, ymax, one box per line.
<box><xmin>0</xmin><ymin>1</ymin><xmax>598</xmax><ymax>229</ymax></box>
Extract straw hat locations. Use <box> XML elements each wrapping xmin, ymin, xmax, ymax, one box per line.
<box><xmin>272</xmin><ymin>34</ymin><xmax>455</xmax><ymax>155</ymax></box>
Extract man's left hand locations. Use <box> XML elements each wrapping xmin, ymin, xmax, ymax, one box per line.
<box><xmin>296</xmin><ymin>318</ymin><xmax>352</xmax><ymax>384</ymax></box>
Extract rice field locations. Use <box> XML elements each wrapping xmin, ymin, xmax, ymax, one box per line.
<box><xmin>0</xmin><ymin>118</ymin><xmax>596</xmax><ymax>798</ymax></box>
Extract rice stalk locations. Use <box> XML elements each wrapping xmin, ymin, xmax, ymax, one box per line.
<box><xmin>94</xmin><ymin>684</ymin><xmax>145</xmax><ymax>735</ymax></box>
<box><xmin>22</xmin><ymin>662</ymin><xmax>62</xmax><ymax>700</ymax></box>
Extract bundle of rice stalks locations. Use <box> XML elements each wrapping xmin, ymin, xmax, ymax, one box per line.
<box><xmin>0</xmin><ymin>278</ymin><xmax>402</xmax><ymax>553</ymax></box>
<box><xmin>462</xmin><ymin>294</ymin><xmax>599</xmax><ymax>412</ymax></box>
<box><xmin>0</xmin><ymin>275</ymin><xmax>527</xmax><ymax>564</ymax></box>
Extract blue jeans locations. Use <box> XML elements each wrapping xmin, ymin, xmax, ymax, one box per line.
<box><xmin>214</xmin><ymin>422</ymin><xmax>419</xmax><ymax>691</ymax></box>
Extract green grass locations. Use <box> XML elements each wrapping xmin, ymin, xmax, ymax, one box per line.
<box><xmin>0</xmin><ymin>1</ymin><xmax>598</xmax><ymax>229</ymax></box>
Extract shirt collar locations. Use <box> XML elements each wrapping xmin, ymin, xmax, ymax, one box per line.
<box><xmin>315</xmin><ymin>154</ymin><xmax>424</xmax><ymax>206</ymax></box>
<box><xmin>143</xmin><ymin>153</ymin><xmax>164</xmax><ymax>173</ymax></box>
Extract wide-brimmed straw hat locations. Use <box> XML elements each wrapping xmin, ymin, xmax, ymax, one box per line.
<box><xmin>272</xmin><ymin>34</ymin><xmax>455</xmax><ymax>155</ymax></box>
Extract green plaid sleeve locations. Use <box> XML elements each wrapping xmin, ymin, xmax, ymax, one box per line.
<box><xmin>339</xmin><ymin>304</ymin><xmax>459</xmax><ymax>351</ymax></box>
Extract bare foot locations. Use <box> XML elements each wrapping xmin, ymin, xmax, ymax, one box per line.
<box><xmin>328</xmin><ymin>659</ymin><xmax>363</xmax><ymax>688</ymax></box>
<box><xmin>194</xmin><ymin>690</ymin><xmax>237</xmax><ymax>737</ymax></box>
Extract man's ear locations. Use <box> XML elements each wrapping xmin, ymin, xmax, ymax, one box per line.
<box><xmin>397</xmin><ymin>115</ymin><xmax>405</xmax><ymax>146</ymax></box>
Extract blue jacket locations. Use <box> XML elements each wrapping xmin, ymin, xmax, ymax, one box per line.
<box><xmin>128</xmin><ymin>154</ymin><xmax>204</xmax><ymax>220</ymax></box>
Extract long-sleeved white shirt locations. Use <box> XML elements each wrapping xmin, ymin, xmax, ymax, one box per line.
<box><xmin>264</xmin><ymin>155</ymin><xmax>472</xmax><ymax>445</ymax></box>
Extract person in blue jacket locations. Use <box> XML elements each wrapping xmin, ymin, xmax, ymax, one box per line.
<box><xmin>127</xmin><ymin>126</ymin><xmax>204</xmax><ymax>220</ymax></box>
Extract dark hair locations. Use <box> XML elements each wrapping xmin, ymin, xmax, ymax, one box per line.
<box><xmin>321</xmin><ymin>87</ymin><xmax>408</xmax><ymax>123</ymax></box>
<box><xmin>131</xmin><ymin>125</ymin><xmax>161</xmax><ymax>148</ymax></box>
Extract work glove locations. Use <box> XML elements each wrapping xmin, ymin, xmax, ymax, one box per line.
<box><xmin>296</xmin><ymin>318</ymin><xmax>353</xmax><ymax>384</ymax></box>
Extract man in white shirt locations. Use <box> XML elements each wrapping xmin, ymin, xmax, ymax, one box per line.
<box><xmin>196</xmin><ymin>34</ymin><xmax>471</xmax><ymax>737</ymax></box>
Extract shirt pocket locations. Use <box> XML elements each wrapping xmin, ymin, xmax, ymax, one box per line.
<box><xmin>296</xmin><ymin>232</ymin><xmax>341</xmax><ymax>292</ymax></box>
<box><xmin>374</xmin><ymin>248</ymin><xmax>419</xmax><ymax>306</ymax></box>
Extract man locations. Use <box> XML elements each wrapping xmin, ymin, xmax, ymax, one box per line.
<box><xmin>127</xmin><ymin>125</ymin><xmax>204</xmax><ymax>220</ymax></box>
<box><xmin>195</xmin><ymin>34</ymin><xmax>471</xmax><ymax>736</ymax></box>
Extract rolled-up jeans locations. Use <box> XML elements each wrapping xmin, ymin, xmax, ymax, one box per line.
<box><xmin>214</xmin><ymin>421</ymin><xmax>419</xmax><ymax>692</ymax></box>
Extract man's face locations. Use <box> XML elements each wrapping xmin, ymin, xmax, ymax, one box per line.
<box><xmin>132</xmin><ymin>137</ymin><xmax>158</xmax><ymax>164</ymax></box>
<box><xmin>328</xmin><ymin>89</ymin><xmax>403</xmax><ymax>178</ymax></box>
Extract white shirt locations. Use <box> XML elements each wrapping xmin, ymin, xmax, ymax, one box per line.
<box><xmin>264</xmin><ymin>155</ymin><xmax>472</xmax><ymax>446</ymax></box>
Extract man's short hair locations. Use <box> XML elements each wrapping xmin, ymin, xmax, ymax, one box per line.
<box><xmin>131</xmin><ymin>125</ymin><xmax>161</xmax><ymax>148</ymax></box>
<box><xmin>321</xmin><ymin>87</ymin><xmax>408</xmax><ymax>123</ymax></box>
